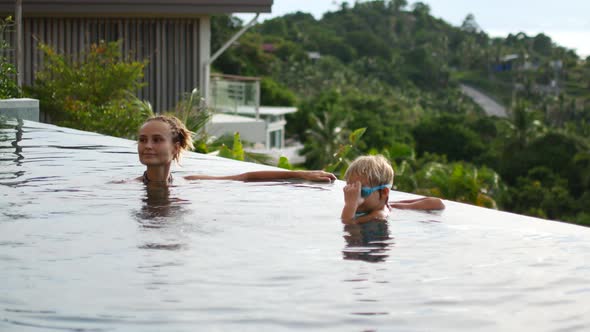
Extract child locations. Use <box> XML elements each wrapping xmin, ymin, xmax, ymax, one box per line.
<box><xmin>136</xmin><ymin>115</ymin><xmax>336</xmax><ymax>185</ymax></box>
<box><xmin>341</xmin><ymin>155</ymin><xmax>444</xmax><ymax>224</ymax></box>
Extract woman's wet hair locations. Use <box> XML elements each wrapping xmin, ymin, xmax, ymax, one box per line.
<box><xmin>143</xmin><ymin>115</ymin><xmax>194</xmax><ymax>162</ymax></box>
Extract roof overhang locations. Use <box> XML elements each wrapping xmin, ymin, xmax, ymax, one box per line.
<box><xmin>236</xmin><ymin>106</ymin><xmax>297</xmax><ymax>117</ymax></box>
<box><xmin>0</xmin><ymin>0</ymin><xmax>273</xmax><ymax>17</ymax></box>
<box><xmin>211</xmin><ymin>113</ymin><xmax>264</xmax><ymax>124</ymax></box>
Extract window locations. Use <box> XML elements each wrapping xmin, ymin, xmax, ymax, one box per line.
<box><xmin>269</xmin><ymin>129</ymin><xmax>282</xmax><ymax>149</ymax></box>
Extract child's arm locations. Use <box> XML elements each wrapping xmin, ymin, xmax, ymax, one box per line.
<box><xmin>389</xmin><ymin>197</ymin><xmax>445</xmax><ymax>210</ymax></box>
<box><xmin>341</xmin><ymin>182</ymin><xmax>390</xmax><ymax>224</ymax></box>
<box><xmin>341</xmin><ymin>182</ymin><xmax>362</xmax><ymax>224</ymax></box>
<box><xmin>185</xmin><ymin>170</ymin><xmax>336</xmax><ymax>182</ymax></box>
<box><xmin>348</xmin><ymin>209</ymin><xmax>389</xmax><ymax>224</ymax></box>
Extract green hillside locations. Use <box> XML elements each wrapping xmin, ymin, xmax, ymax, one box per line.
<box><xmin>211</xmin><ymin>1</ymin><xmax>590</xmax><ymax>226</ymax></box>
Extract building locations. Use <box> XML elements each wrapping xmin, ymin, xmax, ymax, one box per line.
<box><xmin>209</xmin><ymin>105</ymin><xmax>295</xmax><ymax>149</ymax></box>
<box><xmin>207</xmin><ymin>108</ymin><xmax>303</xmax><ymax>164</ymax></box>
<box><xmin>0</xmin><ymin>1</ymin><xmax>301</xmax><ymax>162</ymax></box>
<box><xmin>207</xmin><ymin>73</ymin><xmax>296</xmax><ymax>151</ymax></box>
<box><xmin>0</xmin><ymin>0</ymin><xmax>273</xmax><ymax>112</ymax></box>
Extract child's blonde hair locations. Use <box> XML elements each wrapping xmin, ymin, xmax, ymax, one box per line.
<box><xmin>143</xmin><ymin>115</ymin><xmax>194</xmax><ymax>162</ymax></box>
<box><xmin>344</xmin><ymin>155</ymin><xmax>394</xmax><ymax>187</ymax></box>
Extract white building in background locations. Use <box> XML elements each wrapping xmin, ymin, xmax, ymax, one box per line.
<box><xmin>208</xmin><ymin>113</ymin><xmax>267</xmax><ymax>144</ymax></box>
<box><xmin>307</xmin><ymin>51</ymin><xmax>321</xmax><ymax>60</ymax></box>
<box><xmin>207</xmin><ymin>74</ymin><xmax>304</xmax><ymax>163</ymax></box>
<box><xmin>207</xmin><ymin>106</ymin><xmax>295</xmax><ymax>150</ymax></box>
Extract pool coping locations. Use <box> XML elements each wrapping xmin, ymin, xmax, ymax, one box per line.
<box><xmin>0</xmin><ymin>98</ymin><xmax>40</xmax><ymax>122</ymax></box>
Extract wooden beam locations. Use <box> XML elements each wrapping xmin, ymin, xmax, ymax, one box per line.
<box><xmin>0</xmin><ymin>0</ymin><xmax>273</xmax><ymax>16</ymax></box>
<box><xmin>15</xmin><ymin>0</ymin><xmax>23</xmax><ymax>87</ymax></box>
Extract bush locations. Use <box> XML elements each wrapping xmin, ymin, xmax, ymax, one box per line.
<box><xmin>413</xmin><ymin>161</ymin><xmax>503</xmax><ymax>208</ymax></box>
<box><xmin>59</xmin><ymin>96</ymin><xmax>153</xmax><ymax>138</ymax></box>
<box><xmin>0</xmin><ymin>16</ymin><xmax>20</xmax><ymax>99</ymax></box>
<box><xmin>260</xmin><ymin>77</ymin><xmax>296</xmax><ymax>106</ymax></box>
<box><xmin>413</xmin><ymin>115</ymin><xmax>486</xmax><ymax>162</ymax></box>
<box><xmin>27</xmin><ymin>40</ymin><xmax>151</xmax><ymax>138</ymax></box>
<box><xmin>499</xmin><ymin>132</ymin><xmax>582</xmax><ymax>186</ymax></box>
<box><xmin>502</xmin><ymin>168</ymin><xmax>576</xmax><ymax>221</ymax></box>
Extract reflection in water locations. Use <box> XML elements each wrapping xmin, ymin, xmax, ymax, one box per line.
<box><xmin>0</xmin><ymin>119</ymin><xmax>25</xmax><ymax>183</ymax></box>
<box><xmin>12</xmin><ymin>119</ymin><xmax>24</xmax><ymax>166</ymax></box>
<box><xmin>5</xmin><ymin>114</ymin><xmax>590</xmax><ymax>332</ymax></box>
<box><xmin>134</xmin><ymin>183</ymin><xmax>191</xmax><ymax>251</ymax></box>
<box><xmin>136</xmin><ymin>183</ymin><xmax>188</xmax><ymax>222</ymax></box>
<box><xmin>342</xmin><ymin>221</ymin><xmax>394</xmax><ymax>263</ymax></box>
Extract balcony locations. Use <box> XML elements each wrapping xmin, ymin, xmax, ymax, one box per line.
<box><xmin>208</xmin><ymin>74</ymin><xmax>297</xmax><ymax>155</ymax></box>
<box><xmin>209</xmin><ymin>73</ymin><xmax>261</xmax><ymax>119</ymax></box>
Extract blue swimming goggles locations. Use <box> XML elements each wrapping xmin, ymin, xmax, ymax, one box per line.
<box><xmin>360</xmin><ymin>184</ymin><xmax>389</xmax><ymax>198</ymax></box>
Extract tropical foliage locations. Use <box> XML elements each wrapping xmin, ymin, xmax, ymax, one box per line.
<box><xmin>0</xmin><ymin>16</ymin><xmax>20</xmax><ymax>99</ymax></box>
<box><xmin>26</xmin><ymin>41</ymin><xmax>151</xmax><ymax>138</ymax></box>
<box><xmin>210</xmin><ymin>1</ymin><xmax>590</xmax><ymax>226</ymax></box>
<box><xmin>166</xmin><ymin>88</ymin><xmax>211</xmax><ymax>153</ymax></box>
<box><xmin>324</xmin><ymin>127</ymin><xmax>367</xmax><ymax>178</ymax></box>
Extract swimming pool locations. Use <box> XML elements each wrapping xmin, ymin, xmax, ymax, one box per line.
<box><xmin>1</xmin><ymin>119</ymin><xmax>590</xmax><ymax>331</ymax></box>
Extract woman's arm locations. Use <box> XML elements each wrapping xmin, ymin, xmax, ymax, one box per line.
<box><xmin>389</xmin><ymin>197</ymin><xmax>445</xmax><ymax>210</ymax></box>
<box><xmin>185</xmin><ymin>170</ymin><xmax>336</xmax><ymax>182</ymax></box>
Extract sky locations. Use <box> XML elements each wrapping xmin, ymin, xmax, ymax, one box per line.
<box><xmin>236</xmin><ymin>0</ymin><xmax>590</xmax><ymax>57</ymax></box>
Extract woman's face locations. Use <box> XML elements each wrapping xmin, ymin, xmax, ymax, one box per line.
<box><xmin>137</xmin><ymin>121</ymin><xmax>179</xmax><ymax>166</ymax></box>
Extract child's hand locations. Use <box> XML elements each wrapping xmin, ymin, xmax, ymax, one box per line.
<box><xmin>341</xmin><ymin>181</ymin><xmax>363</xmax><ymax>224</ymax></box>
<box><xmin>343</xmin><ymin>181</ymin><xmax>363</xmax><ymax>207</ymax></box>
<box><xmin>299</xmin><ymin>170</ymin><xmax>337</xmax><ymax>182</ymax></box>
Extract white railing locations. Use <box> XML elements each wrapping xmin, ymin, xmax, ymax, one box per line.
<box><xmin>209</xmin><ymin>74</ymin><xmax>260</xmax><ymax>119</ymax></box>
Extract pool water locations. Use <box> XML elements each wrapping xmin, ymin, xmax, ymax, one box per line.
<box><xmin>1</xmin><ymin>119</ymin><xmax>590</xmax><ymax>331</ymax></box>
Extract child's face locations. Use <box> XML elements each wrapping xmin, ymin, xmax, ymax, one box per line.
<box><xmin>347</xmin><ymin>173</ymin><xmax>388</xmax><ymax>212</ymax></box>
<box><xmin>137</xmin><ymin>121</ymin><xmax>179</xmax><ymax>166</ymax></box>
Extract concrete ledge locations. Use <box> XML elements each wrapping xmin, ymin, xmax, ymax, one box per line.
<box><xmin>0</xmin><ymin>98</ymin><xmax>40</xmax><ymax>122</ymax></box>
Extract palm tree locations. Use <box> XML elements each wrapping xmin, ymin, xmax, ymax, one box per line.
<box><xmin>415</xmin><ymin>161</ymin><xmax>502</xmax><ymax>208</ymax></box>
<box><xmin>170</xmin><ymin>88</ymin><xmax>211</xmax><ymax>138</ymax></box>
<box><xmin>301</xmin><ymin>110</ymin><xmax>349</xmax><ymax>169</ymax></box>
<box><xmin>390</xmin><ymin>0</ymin><xmax>408</xmax><ymax>13</ymax></box>
<box><xmin>505</xmin><ymin>100</ymin><xmax>545</xmax><ymax>149</ymax></box>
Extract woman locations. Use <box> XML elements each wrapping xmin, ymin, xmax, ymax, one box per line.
<box><xmin>136</xmin><ymin>115</ymin><xmax>336</xmax><ymax>185</ymax></box>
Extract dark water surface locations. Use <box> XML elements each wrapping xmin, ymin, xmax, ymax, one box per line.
<box><xmin>1</xmin><ymin>119</ymin><xmax>589</xmax><ymax>331</ymax></box>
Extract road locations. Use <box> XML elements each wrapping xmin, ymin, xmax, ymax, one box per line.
<box><xmin>460</xmin><ymin>84</ymin><xmax>507</xmax><ymax>118</ymax></box>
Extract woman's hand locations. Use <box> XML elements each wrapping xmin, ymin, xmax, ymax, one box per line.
<box><xmin>297</xmin><ymin>170</ymin><xmax>337</xmax><ymax>182</ymax></box>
